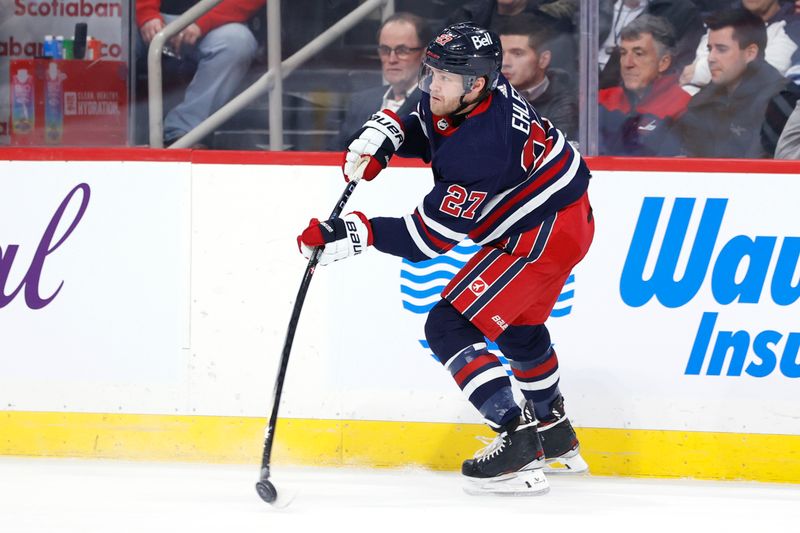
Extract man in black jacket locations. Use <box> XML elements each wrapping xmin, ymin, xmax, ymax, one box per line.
<box><xmin>496</xmin><ymin>16</ymin><xmax>578</xmax><ymax>139</ymax></box>
<box><xmin>671</xmin><ymin>9</ymin><xmax>787</xmax><ymax>157</ymax></box>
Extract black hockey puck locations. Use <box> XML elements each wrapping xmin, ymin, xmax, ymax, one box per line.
<box><xmin>255</xmin><ymin>479</ymin><xmax>278</xmax><ymax>503</ymax></box>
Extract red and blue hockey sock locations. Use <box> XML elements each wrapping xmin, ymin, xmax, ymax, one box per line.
<box><xmin>509</xmin><ymin>347</ymin><xmax>561</xmax><ymax>421</ymax></box>
<box><xmin>425</xmin><ymin>300</ymin><xmax>520</xmax><ymax>430</ymax></box>
<box><xmin>497</xmin><ymin>325</ymin><xmax>561</xmax><ymax>421</ymax></box>
<box><xmin>443</xmin><ymin>343</ymin><xmax>519</xmax><ymax>430</ymax></box>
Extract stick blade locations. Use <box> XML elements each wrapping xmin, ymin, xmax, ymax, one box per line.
<box><xmin>255</xmin><ymin>479</ymin><xmax>277</xmax><ymax>503</ymax></box>
<box><xmin>256</xmin><ymin>478</ymin><xmax>297</xmax><ymax>508</ymax></box>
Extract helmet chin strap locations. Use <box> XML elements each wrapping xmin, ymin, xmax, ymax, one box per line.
<box><xmin>451</xmin><ymin>77</ymin><xmax>492</xmax><ymax>117</ymax></box>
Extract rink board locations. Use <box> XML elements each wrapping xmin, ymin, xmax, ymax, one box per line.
<box><xmin>0</xmin><ymin>149</ymin><xmax>798</xmax><ymax>482</ymax></box>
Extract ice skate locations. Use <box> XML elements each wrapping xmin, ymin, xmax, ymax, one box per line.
<box><xmin>525</xmin><ymin>396</ymin><xmax>589</xmax><ymax>474</ymax></box>
<box><xmin>462</xmin><ymin>419</ymin><xmax>549</xmax><ymax>496</ymax></box>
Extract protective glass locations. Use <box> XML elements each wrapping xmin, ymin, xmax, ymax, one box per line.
<box><xmin>376</xmin><ymin>45</ymin><xmax>423</xmax><ymax>59</ymax></box>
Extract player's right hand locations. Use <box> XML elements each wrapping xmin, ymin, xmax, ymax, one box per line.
<box><xmin>297</xmin><ymin>212</ymin><xmax>373</xmax><ymax>266</ymax></box>
<box><xmin>343</xmin><ymin>109</ymin><xmax>404</xmax><ymax>182</ymax></box>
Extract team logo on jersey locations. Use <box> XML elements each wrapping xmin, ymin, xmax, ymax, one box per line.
<box><xmin>435</xmin><ymin>33</ymin><xmax>454</xmax><ymax>46</ymax></box>
<box><xmin>470</xmin><ymin>278</ymin><xmax>487</xmax><ymax>295</ymax></box>
<box><xmin>436</xmin><ymin>118</ymin><xmax>449</xmax><ymax>131</ymax></box>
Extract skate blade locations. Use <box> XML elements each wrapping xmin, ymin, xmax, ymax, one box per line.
<box><xmin>544</xmin><ymin>448</ymin><xmax>589</xmax><ymax>474</ymax></box>
<box><xmin>463</xmin><ymin>468</ymin><xmax>550</xmax><ymax>496</ymax></box>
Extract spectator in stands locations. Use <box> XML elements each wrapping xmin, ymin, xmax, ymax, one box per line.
<box><xmin>331</xmin><ymin>12</ymin><xmax>430</xmax><ymax>150</ymax></box>
<box><xmin>496</xmin><ymin>16</ymin><xmax>579</xmax><ymax>139</ymax></box>
<box><xmin>445</xmin><ymin>0</ymin><xmax>579</xmax><ymax>30</ymax></box>
<box><xmin>759</xmin><ymin>73</ymin><xmax>800</xmax><ymax>156</ymax></box>
<box><xmin>599</xmin><ymin>0</ymin><xmax>704</xmax><ymax>89</ymax></box>
<box><xmin>680</xmin><ymin>0</ymin><xmax>800</xmax><ymax>94</ymax></box>
<box><xmin>693</xmin><ymin>0</ymin><xmax>737</xmax><ymax>16</ymax></box>
<box><xmin>533</xmin><ymin>0</ymin><xmax>579</xmax><ymax>23</ymax></box>
<box><xmin>445</xmin><ymin>1</ymin><xmax>579</xmax><ymax>75</ymax></box>
<box><xmin>136</xmin><ymin>0</ymin><xmax>263</xmax><ymax>146</ymax></box>
<box><xmin>774</xmin><ymin>99</ymin><xmax>800</xmax><ymax>157</ymax></box>
<box><xmin>598</xmin><ymin>15</ymin><xmax>691</xmax><ymax>155</ymax></box>
<box><xmin>446</xmin><ymin>0</ymin><xmax>534</xmax><ymax>30</ymax></box>
<box><xmin>670</xmin><ymin>9</ymin><xmax>787</xmax><ymax>157</ymax></box>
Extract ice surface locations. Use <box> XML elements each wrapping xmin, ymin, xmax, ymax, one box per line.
<box><xmin>0</xmin><ymin>457</ymin><xmax>797</xmax><ymax>532</ymax></box>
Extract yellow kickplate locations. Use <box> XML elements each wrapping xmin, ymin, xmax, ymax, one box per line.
<box><xmin>1</xmin><ymin>412</ymin><xmax>798</xmax><ymax>483</ymax></box>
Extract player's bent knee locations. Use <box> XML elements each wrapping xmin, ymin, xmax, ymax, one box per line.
<box><xmin>496</xmin><ymin>324</ymin><xmax>551</xmax><ymax>362</ymax></box>
<box><xmin>425</xmin><ymin>299</ymin><xmax>484</xmax><ymax>365</ymax></box>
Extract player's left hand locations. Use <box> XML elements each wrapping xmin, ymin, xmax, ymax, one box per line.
<box><xmin>297</xmin><ymin>212</ymin><xmax>373</xmax><ymax>266</ymax></box>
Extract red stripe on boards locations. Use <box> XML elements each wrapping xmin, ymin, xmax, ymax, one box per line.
<box><xmin>4</xmin><ymin>148</ymin><xmax>800</xmax><ymax>175</ymax></box>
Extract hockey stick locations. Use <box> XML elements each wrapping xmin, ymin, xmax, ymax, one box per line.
<box><xmin>255</xmin><ymin>158</ymin><xmax>367</xmax><ymax>505</ymax></box>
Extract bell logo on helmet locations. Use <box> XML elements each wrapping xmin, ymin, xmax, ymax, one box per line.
<box><xmin>435</xmin><ymin>33</ymin><xmax>455</xmax><ymax>46</ymax></box>
<box><xmin>471</xmin><ymin>33</ymin><xmax>493</xmax><ymax>49</ymax></box>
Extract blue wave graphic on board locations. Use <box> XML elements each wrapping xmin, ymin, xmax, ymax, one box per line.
<box><xmin>400</xmin><ymin>270</ymin><xmax>458</xmax><ymax>284</ymax></box>
<box><xmin>400</xmin><ymin>244</ymin><xmax>576</xmax><ymax>318</ymax></box>
<box><xmin>551</xmin><ymin>274</ymin><xmax>575</xmax><ymax>317</ymax></box>
<box><xmin>399</xmin><ymin>243</ymin><xmax>478</xmax><ymax>314</ymax></box>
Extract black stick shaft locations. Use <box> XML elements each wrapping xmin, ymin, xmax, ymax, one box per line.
<box><xmin>258</xmin><ymin>178</ymin><xmax>360</xmax><ymax>479</ymax></box>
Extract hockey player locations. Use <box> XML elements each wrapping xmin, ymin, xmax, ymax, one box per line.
<box><xmin>298</xmin><ymin>22</ymin><xmax>594</xmax><ymax>495</ymax></box>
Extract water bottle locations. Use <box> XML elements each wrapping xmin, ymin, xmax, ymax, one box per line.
<box><xmin>54</xmin><ymin>36</ymin><xmax>64</xmax><ymax>60</ymax></box>
<box><xmin>43</xmin><ymin>35</ymin><xmax>56</xmax><ymax>58</ymax></box>
<box><xmin>11</xmin><ymin>68</ymin><xmax>35</xmax><ymax>136</ymax></box>
<box><xmin>45</xmin><ymin>62</ymin><xmax>64</xmax><ymax>144</ymax></box>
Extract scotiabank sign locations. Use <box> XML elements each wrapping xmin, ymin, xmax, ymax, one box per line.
<box><xmin>621</xmin><ymin>197</ymin><xmax>800</xmax><ymax>379</ymax></box>
<box><xmin>12</xmin><ymin>0</ymin><xmax>122</xmax><ymax>17</ymax></box>
<box><xmin>0</xmin><ymin>0</ymin><xmax>124</xmax><ymax>142</ymax></box>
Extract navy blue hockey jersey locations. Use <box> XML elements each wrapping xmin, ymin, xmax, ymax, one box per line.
<box><xmin>370</xmin><ymin>75</ymin><xmax>590</xmax><ymax>263</ymax></box>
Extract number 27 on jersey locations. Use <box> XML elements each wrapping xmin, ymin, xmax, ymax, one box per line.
<box><xmin>440</xmin><ymin>185</ymin><xmax>487</xmax><ymax>219</ymax></box>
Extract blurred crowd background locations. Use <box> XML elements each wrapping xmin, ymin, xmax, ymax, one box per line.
<box><xmin>6</xmin><ymin>0</ymin><xmax>800</xmax><ymax>159</ymax></box>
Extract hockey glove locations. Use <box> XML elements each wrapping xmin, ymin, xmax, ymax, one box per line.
<box><xmin>343</xmin><ymin>109</ymin><xmax>404</xmax><ymax>182</ymax></box>
<box><xmin>297</xmin><ymin>212</ymin><xmax>373</xmax><ymax>266</ymax></box>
